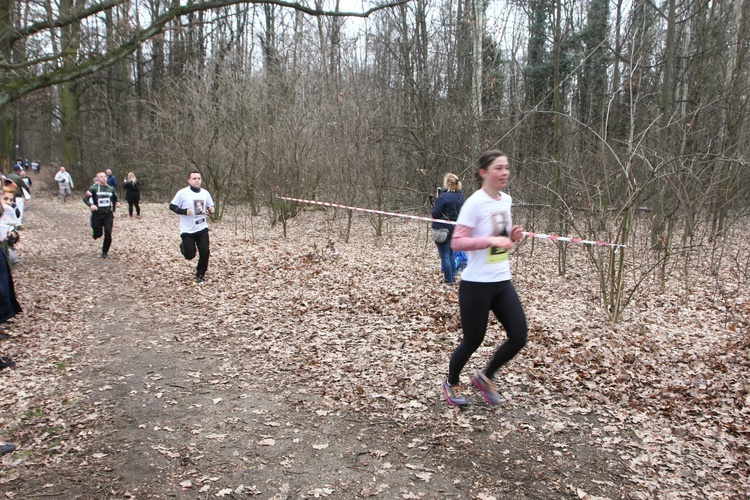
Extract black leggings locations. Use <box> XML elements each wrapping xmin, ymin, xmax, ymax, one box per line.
<box><xmin>127</xmin><ymin>200</ymin><xmax>140</xmax><ymax>216</ymax></box>
<box><xmin>180</xmin><ymin>228</ymin><xmax>210</xmax><ymax>277</ymax></box>
<box><xmin>447</xmin><ymin>280</ymin><xmax>527</xmax><ymax>385</ymax></box>
<box><xmin>91</xmin><ymin>212</ymin><xmax>114</xmax><ymax>253</ymax></box>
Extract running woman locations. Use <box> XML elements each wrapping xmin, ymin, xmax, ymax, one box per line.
<box><xmin>441</xmin><ymin>150</ymin><xmax>527</xmax><ymax>406</ymax></box>
<box><xmin>83</xmin><ymin>172</ymin><xmax>120</xmax><ymax>259</ymax></box>
<box><xmin>169</xmin><ymin>170</ymin><xmax>215</xmax><ymax>283</ymax></box>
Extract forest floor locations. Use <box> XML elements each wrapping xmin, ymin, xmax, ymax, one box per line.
<box><xmin>0</xmin><ymin>175</ymin><xmax>748</xmax><ymax>499</ymax></box>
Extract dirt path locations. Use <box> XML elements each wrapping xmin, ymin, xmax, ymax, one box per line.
<box><xmin>3</xmin><ymin>180</ymin><xmax>645</xmax><ymax>498</ymax></box>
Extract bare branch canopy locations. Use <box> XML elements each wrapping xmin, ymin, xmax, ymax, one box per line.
<box><xmin>0</xmin><ymin>0</ymin><xmax>412</xmax><ymax>106</ymax></box>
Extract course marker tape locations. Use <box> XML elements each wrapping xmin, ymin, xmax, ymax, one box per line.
<box><xmin>277</xmin><ymin>195</ymin><xmax>626</xmax><ymax>249</ymax></box>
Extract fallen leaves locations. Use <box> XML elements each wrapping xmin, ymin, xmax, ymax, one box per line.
<box><xmin>1</xmin><ymin>193</ymin><xmax>748</xmax><ymax>498</ymax></box>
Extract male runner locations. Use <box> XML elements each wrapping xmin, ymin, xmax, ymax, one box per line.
<box><xmin>169</xmin><ymin>170</ymin><xmax>215</xmax><ymax>282</ymax></box>
<box><xmin>83</xmin><ymin>172</ymin><xmax>120</xmax><ymax>258</ymax></box>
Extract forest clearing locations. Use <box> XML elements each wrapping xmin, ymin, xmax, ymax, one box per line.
<box><xmin>0</xmin><ymin>179</ymin><xmax>747</xmax><ymax>499</ymax></box>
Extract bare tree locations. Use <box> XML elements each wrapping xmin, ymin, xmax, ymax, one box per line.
<box><xmin>0</xmin><ymin>0</ymin><xmax>410</xmax><ymax>168</ymax></box>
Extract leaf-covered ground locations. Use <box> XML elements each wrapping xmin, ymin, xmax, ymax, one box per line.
<box><xmin>1</xmin><ymin>180</ymin><xmax>748</xmax><ymax>499</ymax></box>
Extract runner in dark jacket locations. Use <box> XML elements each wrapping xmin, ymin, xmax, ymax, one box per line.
<box><xmin>84</xmin><ymin>172</ymin><xmax>120</xmax><ymax>258</ymax></box>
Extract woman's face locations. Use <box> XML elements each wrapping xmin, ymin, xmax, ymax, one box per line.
<box><xmin>2</xmin><ymin>193</ymin><xmax>14</xmax><ymax>206</ymax></box>
<box><xmin>480</xmin><ymin>156</ymin><xmax>510</xmax><ymax>192</ymax></box>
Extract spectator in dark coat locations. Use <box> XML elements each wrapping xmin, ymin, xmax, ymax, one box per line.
<box><xmin>123</xmin><ymin>172</ymin><xmax>141</xmax><ymax>218</ymax></box>
<box><xmin>0</xmin><ymin>247</ymin><xmax>21</xmax><ymax>455</ymax></box>
<box><xmin>105</xmin><ymin>169</ymin><xmax>118</xmax><ymax>190</ymax></box>
<box><xmin>431</xmin><ymin>173</ymin><xmax>464</xmax><ymax>284</ymax></box>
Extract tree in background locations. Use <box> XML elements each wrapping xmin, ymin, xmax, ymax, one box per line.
<box><xmin>0</xmin><ymin>0</ymin><xmax>408</xmax><ymax>171</ymax></box>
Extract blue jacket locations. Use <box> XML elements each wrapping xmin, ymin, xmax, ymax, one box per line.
<box><xmin>431</xmin><ymin>190</ymin><xmax>463</xmax><ymax>232</ymax></box>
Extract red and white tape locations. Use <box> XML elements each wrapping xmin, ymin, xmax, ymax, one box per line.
<box><xmin>277</xmin><ymin>195</ymin><xmax>626</xmax><ymax>249</ymax></box>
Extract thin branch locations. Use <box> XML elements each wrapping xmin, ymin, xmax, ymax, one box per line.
<box><xmin>8</xmin><ymin>0</ymin><xmax>125</xmax><ymax>45</ymax></box>
<box><xmin>0</xmin><ymin>0</ymin><xmax>412</xmax><ymax>106</ymax></box>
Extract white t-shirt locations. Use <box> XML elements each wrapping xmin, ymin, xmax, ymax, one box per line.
<box><xmin>55</xmin><ymin>171</ymin><xmax>73</xmax><ymax>187</ymax></box>
<box><xmin>170</xmin><ymin>186</ymin><xmax>215</xmax><ymax>234</ymax></box>
<box><xmin>455</xmin><ymin>189</ymin><xmax>513</xmax><ymax>283</ymax></box>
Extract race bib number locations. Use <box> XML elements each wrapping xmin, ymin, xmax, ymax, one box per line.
<box><xmin>195</xmin><ymin>216</ymin><xmax>205</xmax><ymax>225</ymax></box>
<box><xmin>97</xmin><ymin>197</ymin><xmax>111</xmax><ymax>207</ymax></box>
<box><xmin>487</xmin><ymin>246</ymin><xmax>508</xmax><ymax>264</ymax></box>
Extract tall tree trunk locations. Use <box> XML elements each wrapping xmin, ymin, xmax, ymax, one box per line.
<box><xmin>451</xmin><ymin>0</ymin><xmax>471</xmax><ymax>105</ymax></box>
<box><xmin>470</xmin><ymin>0</ymin><xmax>484</xmax><ymax>154</ymax></box>
<box><xmin>523</xmin><ymin>0</ymin><xmax>552</xmax><ymax>162</ymax></box>
<box><xmin>415</xmin><ymin>0</ymin><xmax>432</xmax><ymax>174</ymax></box>
<box><xmin>651</xmin><ymin>0</ymin><xmax>675</xmax><ymax>249</ymax></box>
<box><xmin>711</xmin><ymin>0</ymin><xmax>746</xmax><ymax>239</ymax></box>
<box><xmin>0</xmin><ymin>0</ymin><xmax>13</xmax><ymax>171</ymax></box>
<box><xmin>548</xmin><ymin>0</ymin><xmax>561</xmax><ymax>227</ymax></box>
<box><xmin>607</xmin><ymin>0</ymin><xmax>623</xmax><ymax>144</ymax></box>
<box><xmin>59</xmin><ymin>0</ymin><xmax>84</xmax><ymax>169</ymax></box>
<box><xmin>105</xmin><ymin>4</ymin><xmax>130</xmax><ymax>164</ymax></box>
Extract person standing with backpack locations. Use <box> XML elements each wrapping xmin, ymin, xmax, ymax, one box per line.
<box><xmin>431</xmin><ymin>173</ymin><xmax>463</xmax><ymax>284</ymax></box>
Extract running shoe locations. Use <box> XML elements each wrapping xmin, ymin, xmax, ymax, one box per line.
<box><xmin>472</xmin><ymin>372</ymin><xmax>501</xmax><ymax>405</ymax></box>
<box><xmin>195</xmin><ymin>275</ymin><xmax>205</xmax><ymax>283</ymax></box>
<box><xmin>441</xmin><ymin>379</ymin><xmax>468</xmax><ymax>407</ymax></box>
<box><xmin>101</xmin><ymin>252</ymin><xmax>108</xmax><ymax>259</ymax></box>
